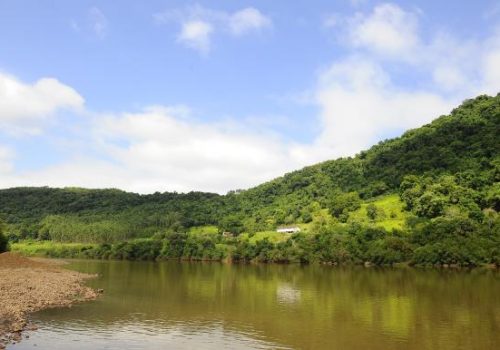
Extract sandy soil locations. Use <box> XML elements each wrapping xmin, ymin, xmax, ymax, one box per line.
<box><xmin>0</xmin><ymin>252</ymin><xmax>98</xmax><ymax>349</ymax></box>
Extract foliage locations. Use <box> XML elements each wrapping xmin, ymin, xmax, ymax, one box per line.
<box><xmin>366</xmin><ymin>204</ymin><xmax>378</xmax><ymax>220</ymax></box>
<box><xmin>11</xmin><ymin>241</ymin><xmax>96</xmax><ymax>258</ymax></box>
<box><xmin>329</xmin><ymin>191</ymin><xmax>362</xmax><ymax>220</ymax></box>
<box><xmin>0</xmin><ymin>219</ymin><xmax>8</xmax><ymax>253</ymax></box>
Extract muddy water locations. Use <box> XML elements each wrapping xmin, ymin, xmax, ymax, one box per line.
<box><xmin>9</xmin><ymin>261</ymin><xmax>500</xmax><ymax>349</ymax></box>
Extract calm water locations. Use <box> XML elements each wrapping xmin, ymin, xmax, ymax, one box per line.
<box><xmin>9</xmin><ymin>261</ymin><xmax>500</xmax><ymax>350</ymax></box>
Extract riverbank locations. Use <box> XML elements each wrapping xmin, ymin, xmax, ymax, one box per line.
<box><xmin>0</xmin><ymin>253</ymin><xmax>98</xmax><ymax>349</ymax></box>
<box><xmin>10</xmin><ymin>239</ymin><xmax>499</xmax><ymax>269</ymax></box>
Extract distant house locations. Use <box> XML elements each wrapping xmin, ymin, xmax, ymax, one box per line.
<box><xmin>222</xmin><ymin>231</ymin><xmax>234</xmax><ymax>238</ymax></box>
<box><xmin>276</xmin><ymin>226</ymin><xmax>301</xmax><ymax>234</ymax></box>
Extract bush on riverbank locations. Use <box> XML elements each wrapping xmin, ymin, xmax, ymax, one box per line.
<box><xmin>11</xmin><ymin>241</ymin><xmax>95</xmax><ymax>258</ymax></box>
<box><xmin>0</xmin><ymin>219</ymin><xmax>9</xmax><ymax>253</ymax></box>
<box><xmin>0</xmin><ymin>232</ymin><xmax>8</xmax><ymax>253</ymax></box>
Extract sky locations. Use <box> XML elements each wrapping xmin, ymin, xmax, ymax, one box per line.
<box><xmin>0</xmin><ymin>0</ymin><xmax>499</xmax><ymax>194</ymax></box>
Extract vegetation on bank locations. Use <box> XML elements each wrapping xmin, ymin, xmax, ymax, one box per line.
<box><xmin>1</xmin><ymin>94</ymin><xmax>500</xmax><ymax>266</ymax></box>
<box><xmin>0</xmin><ymin>220</ymin><xmax>8</xmax><ymax>253</ymax></box>
<box><xmin>10</xmin><ymin>209</ymin><xmax>498</xmax><ymax>266</ymax></box>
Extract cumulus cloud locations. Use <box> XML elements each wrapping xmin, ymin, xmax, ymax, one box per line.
<box><xmin>2</xmin><ymin>106</ymin><xmax>301</xmax><ymax>193</ymax></box>
<box><xmin>326</xmin><ymin>3</ymin><xmax>420</xmax><ymax>61</ymax></box>
<box><xmin>313</xmin><ymin>3</ymin><xmax>500</xmax><ymax>158</ymax></box>
<box><xmin>229</xmin><ymin>8</ymin><xmax>272</xmax><ymax>36</ymax></box>
<box><xmin>326</xmin><ymin>3</ymin><xmax>500</xmax><ymax>94</ymax></box>
<box><xmin>154</xmin><ymin>5</ymin><xmax>271</xmax><ymax>54</ymax></box>
<box><xmin>178</xmin><ymin>20</ymin><xmax>213</xmax><ymax>54</ymax></box>
<box><xmin>480</xmin><ymin>29</ymin><xmax>500</xmax><ymax>95</ymax></box>
<box><xmin>309</xmin><ymin>57</ymin><xmax>455</xmax><ymax>157</ymax></box>
<box><xmin>432</xmin><ymin>66</ymin><xmax>467</xmax><ymax>92</ymax></box>
<box><xmin>93</xmin><ymin>107</ymin><xmax>300</xmax><ymax>192</ymax></box>
<box><xmin>0</xmin><ymin>73</ymin><xmax>84</xmax><ymax>135</ymax></box>
<box><xmin>347</xmin><ymin>3</ymin><xmax>420</xmax><ymax>58</ymax></box>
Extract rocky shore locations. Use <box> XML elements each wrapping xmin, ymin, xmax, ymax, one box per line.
<box><xmin>0</xmin><ymin>253</ymin><xmax>98</xmax><ymax>349</ymax></box>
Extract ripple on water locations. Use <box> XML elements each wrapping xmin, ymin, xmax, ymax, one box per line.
<box><xmin>9</xmin><ymin>319</ymin><xmax>291</xmax><ymax>350</ymax></box>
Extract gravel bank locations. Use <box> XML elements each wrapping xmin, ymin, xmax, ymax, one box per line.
<box><xmin>0</xmin><ymin>252</ymin><xmax>97</xmax><ymax>348</ymax></box>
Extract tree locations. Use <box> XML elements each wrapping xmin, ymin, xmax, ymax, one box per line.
<box><xmin>301</xmin><ymin>211</ymin><xmax>313</xmax><ymax>223</ymax></box>
<box><xmin>219</xmin><ymin>215</ymin><xmax>244</xmax><ymax>235</ymax></box>
<box><xmin>366</xmin><ymin>204</ymin><xmax>378</xmax><ymax>220</ymax></box>
<box><xmin>485</xmin><ymin>183</ymin><xmax>500</xmax><ymax>211</ymax></box>
<box><xmin>329</xmin><ymin>191</ymin><xmax>361</xmax><ymax>218</ymax></box>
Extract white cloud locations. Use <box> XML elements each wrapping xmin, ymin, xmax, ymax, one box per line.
<box><xmin>0</xmin><ymin>73</ymin><xmax>84</xmax><ymax>135</ymax></box>
<box><xmin>229</xmin><ymin>8</ymin><xmax>271</xmax><ymax>36</ymax></box>
<box><xmin>313</xmin><ymin>3</ymin><xmax>500</xmax><ymax>161</ymax></box>
<box><xmin>482</xmin><ymin>49</ymin><xmax>500</xmax><ymax>93</ymax></box>
<box><xmin>178</xmin><ymin>20</ymin><xmax>213</xmax><ymax>54</ymax></box>
<box><xmin>154</xmin><ymin>5</ymin><xmax>272</xmax><ymax>54</ymax></box>
<box><xmin>308</xmin><ymin>57</ymin><xmax>455</xmax><ymax>158</ymax></box>
<box><xmin>312</xmin><ymin>2</ymin><xmax>500</xmax><ymax>160</ymax></box>
<box><xmin>432</xmin><ymin>66</ymin><xmax>466</xmax><ymax>92</ymax></box>
<box><xmin>326</xmin><ymin>3</ymin><xmax>500</xmax><ymax>94</ymax></box>
<box><xmin>2</xmin><ymin>106</ymin><xmax>301</xmax><ymax>193</ymax></box>
<box><xmin>346</xmin><ymin>3</ymin><xmax>420</xmax><ymax>58</ymax></box>
<box><xmin>92</xmin><ymin>107</ymin><xmax>299</xmax><ymax>192</ymax></box>
<box><xmin>479</xmin><ymin>29</ymin><xmax>500</xmax><ymax>95</ymax></box>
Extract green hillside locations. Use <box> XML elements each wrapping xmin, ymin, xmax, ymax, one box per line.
<box><xmin>1</xmin><ymin>94</ymin><xmax>499</xmax><ymax>265</ymax></box>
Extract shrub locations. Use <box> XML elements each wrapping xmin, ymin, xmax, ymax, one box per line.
<box><xmin>366</xmin><ymin>204</ymin><xmax>378</xmax><ymax>220</ymax></box>
<box><xmin>329</xmin><ymin>192</ymin><xmax>361</xmax><ymax>218</ymax></box>
<box><xmin>0</xmin><ymin>220</ymin><xmax>8</xmax><ymax>253</ymax></box>
<box><xmin>0</xmin><ymin>232</ymin><xmax>8</xmax><ymax>253</ymax></box>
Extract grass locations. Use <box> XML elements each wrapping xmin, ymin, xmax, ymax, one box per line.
<box><xmin>349</xmin><ymin>194</ymin><xmax>408</xmax><ymax>231</ymax></box>
<box><xmin>188</xmin><ymin>225</ymin><xmax>219</xmax><ymax>235</ymax></box>
<box><xmin>11</xmin><ymin>240</ymin><xmax>97</xmax><ymax>257</ymax></box>
<box><xmin>239</xmin><ymin>231</ymin><xmax>291</xmax><ymax>244</ymax></box>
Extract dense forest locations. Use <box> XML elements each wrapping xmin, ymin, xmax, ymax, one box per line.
<box><xmin>1</xmin><ymin>94</ymin><xmax>499</xmax><ymax>266</ymax></box>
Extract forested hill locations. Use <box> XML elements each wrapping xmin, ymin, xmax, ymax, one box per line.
<box><xmin>0</xmin><ymin>94</ymin><xmax>499</xmax><ymax>266</ymax></box>
<box><xmin>221</xmin><ymin>94</ymin><xmax>499</xmax><ymax>221</ymax></box>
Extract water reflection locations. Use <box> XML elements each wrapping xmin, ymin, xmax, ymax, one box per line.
<box><xmin>276</xmin><ymin>283</ymin><xmax>301</xmax><ymax>304</ymax></box>
<box><xmin>9</xmin><ymin>261</ymin><xmax>500</xmax><ymax>350</ymax></box>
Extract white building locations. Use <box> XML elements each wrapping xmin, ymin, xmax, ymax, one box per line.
<box><xmin>276</xmin><ymin>226</ymin><xmax>301</xmax><ymax>234</ymax></box>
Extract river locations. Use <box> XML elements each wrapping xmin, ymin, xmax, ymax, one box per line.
<box><xmin>9</xmin><ymin>260</ymin><xmax>500</xmax><ymax>349</ymax></box>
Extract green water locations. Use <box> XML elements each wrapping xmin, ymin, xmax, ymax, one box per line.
<box><xmin>9</xmin><ymin>261</ymin><xmax>500</xmax><ymax>350</ymax></box>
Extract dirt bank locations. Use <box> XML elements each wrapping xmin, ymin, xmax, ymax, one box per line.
<box><xmin>0</xmin><ymin>252</ymin><xmax>98</xmax><ymax>349</ymax></box>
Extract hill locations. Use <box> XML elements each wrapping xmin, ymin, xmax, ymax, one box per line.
<box><xmin>1</xmin><ymin>94</ymin><xmax>499</xmax><ymax>265</ymax></box>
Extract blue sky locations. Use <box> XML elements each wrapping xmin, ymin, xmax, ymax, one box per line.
<box><xmin>0</xmin><ymin>0</ymin><xmax>499</xmax><ymax>193</ymax></box>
